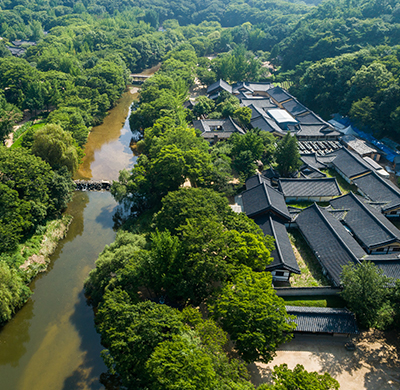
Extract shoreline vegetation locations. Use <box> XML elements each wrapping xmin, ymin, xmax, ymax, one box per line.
<box><xmin>19</xmin><ymin>214</ymin><xmax>73</xmax><ymax>280</ymax></box>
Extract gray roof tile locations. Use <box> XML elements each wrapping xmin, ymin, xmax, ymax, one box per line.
<box><xmin>286</xmin><ymin>306</ymin><xmax>359</xmax><ymax>334</ymax></box>
<box><xmin>353</xmin><ymin>171</ymin><xmax>400</xmax><ymax>212</ymax></box>
<box><xmin>327</xmin><ymin>147</ymin><xmax>373</xmax><ymax>179</ymax></box>
<box><xmin>255</xmin><ymin>215</ymin><xmax>300</xmax><ymax>274</ymax></box>
<box><xmin>278</xmin><ymin>178</ymin><xmax>341</xmax><ymax>198</ymax></box>
<box><xmin>241</xmin><ymin>182</ymin><xmax>290</xmax><ymax>221</ymax></box>
<box><xmin>330</xmin><ymin>192</ymin><xmax>400</xmax><ymax>249</ymax></box>
<box><xmin>296</xmin><ymin>204</ymin><xmax>364</xmax><ymax>286</ymax></box>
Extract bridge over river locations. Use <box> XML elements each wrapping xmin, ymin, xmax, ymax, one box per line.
<box><xmin>74</xmin><ymin>179</ymin><xmax>111</xmax><ymax>191</ymax></box>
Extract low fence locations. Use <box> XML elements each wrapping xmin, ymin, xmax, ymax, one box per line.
<box><xmin>274</xmin><ymin>286</ymin><xmax>342</xmax><ymax>297</ymax></box>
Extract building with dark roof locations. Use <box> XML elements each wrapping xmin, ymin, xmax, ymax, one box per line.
<box><xmin>353</xmin><ymin>171</ymin><xmax>400</xmax><ymax>217</ymax></box>
<box><xmin>245</xmin><ymin>173</ymin><xmax>271</xmax><ymax>190</ymax></box>
<box><xmin>330</xmin><ymin>192</ymin><xmax>400</xmax><ymax>254</ymax></box>
<box><xmin>286</xmin><ymin>306</ymin><xmax>359</xmax><ymax>335</ymax></box>
<box><xmin>241</xmin><ymin>182</ymin><xmax>290</xmax><ymax>222</ymax></box>
<box><xmin>282</xmin><ymin>99</ymin><xmax>308</xmax><ymax>116</ymax></box>
<box><xmin>324</xmin><ymin>147</ymin><xmax>373</xmax><ymax>183</ymax></box>
<box><xmin>300</xmin><ymin>153</ymin><xmax>328</xmax><ymax>171</ymax></box>
<box><xmin>255</xmin><ymin>215</ymin><xmax>300</xmax><ymax>281</ymax></box>
<box><xmin>278</xmin><ymin>178</ymin><xmax>341</xmax><ymax>202</ymax></box>
<box><xmin>266</xmin><ymin>86</ymin><xmax>293</xmax><ymax>104</ymax></box>
<box><xmin>250</xmin><ymin>115</ymin><xmax>286</xmax><ymax>137</ymax></box>
<box><xmin>340</xmin><ymin>135</ymin><xmax>381</xmax><ymax>161</ymax></box>
<box><xmin>207</xmin><ymin>79</ymin><xmax>232</xmax><ymax>99</ymax></box>
<box><xmin>363</xmin><ymin>254</ymin><xmax>400</xmax><ymax>281</ymax></box>
<box><xmin>192</xmin><ymin>117</ymin><xmax>245</xmax><ymax>144</ymax></box>
<box><xmin>300</xmin><ymin>166</ymin><xmax>327</xmax><ymax>179</ymax></box>
<box><xmin>296</xmin><ymin>204</ymin><xmax>364</xmax><ymax>286</ymax></box>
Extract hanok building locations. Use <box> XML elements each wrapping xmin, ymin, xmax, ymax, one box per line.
<box><xmin>353</xmin><ymin>171</ymin><xmax>400</xmax><ymax>218</ymax></box>
<box><xmin>363</xmin><ymin>254</ymin><xmax>400</xmax><ymax>282</ymax></box>
<box><xmin>255</xmin><ymin>215</ymin><xmax>300</xmax><ymax>282</ymax></box>
<box><xmin>241</xmin><ymin>181</ymin><xmax>291</xmax><ymax>222</ymax></box>
<box><xmin>330</xmin><ymin>192</ymin><xmax>400</xmax><ymax>254</ymax></box>
<box><xmin>245</xmin><ymin>173</ymin><xmax>271</xmax><ymax>190</ymax></box>
<box><xmin>286</xmin><ymin>306</ymin><xmax>359</xmax><ymax>336</ymax></box>
<box><xmin>278</xmin><ymin>178</ymin><xmax>341</xmax><ymax>202</ymax></box>
<box><xmin>295</xmin><ymin>203</ymin><xmax>364</xmax><ymax>286</ymax></box>
<box><xmin>231</xmin><ymin>81</ymin><xmax>272</xmax><ymax>97</ymax></box>
<box><xmin>207</xmin><ymin>79</ymin><xmax>232</xmax><ymax>100</ymax></box>
<box><xmin>340</xmin><ymin>134</ymin><xmax>382</xmax><ymax>162</ymax></box>
<box><xmin>323</xmin><ymin>147</ymin><xmax>373</xmax><ymax>184</ymax></box>
<box><xmin>192</xmin><ymin>117</ymin><xmax>245</xmax><ymax>144</ymax></box>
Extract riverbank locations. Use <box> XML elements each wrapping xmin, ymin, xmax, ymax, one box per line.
<box><xmin>19</xmin><ymin>215</ymin><xmax>73</xmax><ymax>282</ymax></box>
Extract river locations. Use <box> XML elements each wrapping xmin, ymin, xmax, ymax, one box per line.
<box><xmin>0</xmin><ymin>74</ymin><xmax>148</xmax><ymax>389</ymax></box>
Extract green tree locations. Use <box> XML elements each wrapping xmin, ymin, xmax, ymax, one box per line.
<box><xmin>192</xmin><ymin>96</ymin><xmax>215</xmax><ymax>118</ymax></box>
<box><xmin>0</xmin><ymin>93</ymin><xmax>22</xmax><ymax>144</ymax></box>
<box><xmin>260</xmin><ymin>364</ymin><xmax>339</xmax><ymax>390</ymax></box>
<box><xmin>0</xmin><ymin>261</ymin><xmax>32</xmax><ymax>324</ymax></box>
<box><xmin>96</xmin><ymin>290</ymin><xmax>185</xmax><ymax>389</ymax></box>
<box><xmin>233</xmin><ymin>106</ymin><xmax>252</xmax><ymax>128</ymax></box>
<box><xmin>275</xmin><ymin>132</ymin><xmax>301</xmax><ymax>177</ymax></box>
<box><xmin>31</xmin><ymin>124</ymin><xmax>80</xmax><ymax>174</ymax></box>
<box><xmin>210</xmin><ymin>266</ymin><xmax>295</xmax><ymax>363</ymax></box>
<box><xmin>341</xmin><ymin>262</ymin><xmax>391</xmax><ymax>329</ymax></box>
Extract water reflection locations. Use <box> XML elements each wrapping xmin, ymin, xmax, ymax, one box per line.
<box><xmin>75</xmin><ymin>90</ymin><xmax>138</xmax><ymax>181</ymax></box>
<box><xmin>0</xmin><ymin>300</ymin><xmax>34</xmax><ymax>367</ymax></box>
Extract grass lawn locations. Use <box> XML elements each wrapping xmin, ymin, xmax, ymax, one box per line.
<box><xmin>322</xmin><ymin>168</ymin><xmax>358</xmax><ymax>195</ymax></box>
<box><xmin>283</xmin><ymin>295</ymin><xmax>346</xmax><ymax>308</ymax></box>
<box><xmin>288</xmin><ymin>228</ymin><xmax>331</xmax><ymax>287</ymax></box>
<box><xmin>11</xmin><ymin>121</ymin><xmax>46</xmax><ymax>149</ymax></box>
<box><xmin>286</xmin><ymin>201</ymin><xmax>330</xmax><ymax>209</ymax></box>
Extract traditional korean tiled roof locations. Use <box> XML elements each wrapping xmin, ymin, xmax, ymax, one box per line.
<box><xmin>300</xmin><ymin>166</ymin><xmax>327</xmax><ymax>179</ymax></box>
<box><xmin>286</xmin><ymin>306</ymin><xmax>359</xmax><ymax>334</ymax></box>
<box><xmin>247</xmin><ymin>104</ymin><xmax>268</xmax><ymax>120</ymax></box>
<box><xmin>255</xmin><ymin>215</ymin><xmax>300</xmax><ymax>274</ymax></box>
<box><xmin>300</xmin><ymin>153</ymin><xmax>328</xmax><ymax>170</ymax></box>
<box><xmin>241</xmin><ymin>182</ymin><xmax>290</xmax><ymax>221</ymax></box>
<box><xmin>330</xmin><ymin>192</ymin><xmax>400</xmax><ymax>250</ymax></box>
<box><xmin>340</xmin><ymin>135</ymin><xmax>378</xmax><ymax>156</ymax></box>
<box><xmin>266</xmin><ymin>86</ymin><xmax>293</xmax><ymax>103</ymax></box>
<box><xmin>353</xmin><ymin>171</ymin><xmax>400</xmax><ymax>212</ymax></box>
<box><xmin>251</xmin><ymin>115</ymin><xmax>286</xmax><ymax>135</ymax></box>
<box><xmin>240</xmin><ymin>98</ymin><xmax>277</xmax><ymax>110</ymax></box>
<box><xmin>293</xmin><ymin>124</ymin><xmax>341</xmax><ymax>138</ymax></box>
<box><xmin>282</xmin><ymin>99</ymin><xmax>308</xmax><ymax>116</ymax></box>
<box><xmin>326</xmin><ymin>147</ymin><xmax>373</xmax><ymax>180</ymax></box>
<box><xmin>193</xmin><ymin>117</ymin><xmax>245</xmax><ymax>139</ymax></box>
<box><xmin>295</xmin><ymin>111</ymin><xmax>329</xmax><ymax>126</ymax></box>
<box><xmin>278</xmin><ymin>178</ymin><xmax>341</xmax><ymax>199</ymax></box>
<box><xmin>363</xmin><ymin>254</ymin><xmax>400</xmax><ymax>281</ymax></box>
<box><xmin>245</xmin><ymin>173</ymin><xmax>271</xmax><ymax>190</ymax></box>
<box><xmin>207</xmin><ymin>79</ymin><xmax>232</xmax><ymax>94</ymax></box>
<box><xmin>296</xmin><ymin>204</ymin><xmax>364</xmax><ymax>286</ymax></box>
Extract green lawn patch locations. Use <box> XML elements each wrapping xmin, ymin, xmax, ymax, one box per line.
<box><xmin>286</xmin><ymin>201</ymin><xmax>330</xmax><ymax>209</ymax></box>
<box><xmin>322</xmin><ymin>168</ymin><xmax>358</xmax><ymax>195</ymax></box>
<box><xmin>282</xmin><ymin>295</ymin><xmax>346</xmax><ymax>308</ymax></box>
<box><xmin>288</xmin><ymin>229</ymin><xmax>331</xmax><ymax>287</ymax></box>
<box><xmin>283</xmin><ymin>295</ymin><xmax>346</xmax><ymax>308</ymax></box>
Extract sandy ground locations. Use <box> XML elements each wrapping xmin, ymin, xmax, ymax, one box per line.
<box><xmin>249</xmin><ymin>331</ymin><xmax>400</xmax><ymax>390</ymax></box>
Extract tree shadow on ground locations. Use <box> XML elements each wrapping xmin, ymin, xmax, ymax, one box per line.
<box><xmin>308</xmin><ymin>330</ymin><xmax>400</xmax><ymax>389</ymax></box>
<box><xmin>247</xmin><ymin>362</ymin><xmax>273</xmax><ymax>387</ymax></box>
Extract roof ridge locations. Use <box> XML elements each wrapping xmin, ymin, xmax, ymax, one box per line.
<box><xmin>349</xmin><ymin>192</ymin><xmax>398</xmax><ymax>241</ymax></box>
<box><xmin>313</xmin><ymin>204</ymin><xmax>361</xmax><ymax>265</ymax></box>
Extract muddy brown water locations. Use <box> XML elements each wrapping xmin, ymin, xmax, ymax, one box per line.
<box><xmin>0</xmin><ymin>70</ymin><xmax>153</xmax><ymax>389</ymax></box>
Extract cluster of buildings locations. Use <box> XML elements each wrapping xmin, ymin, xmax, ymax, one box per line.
<box><xmin>195</xmin><ymin>80</ymin><xmax>400</xmax><ymax>335</ymax></box>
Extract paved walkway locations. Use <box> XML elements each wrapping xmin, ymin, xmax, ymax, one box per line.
<box><xmin>249</xmin><ymin>331</ymin><xmax>400</xmax><ymax>389</ymax></box>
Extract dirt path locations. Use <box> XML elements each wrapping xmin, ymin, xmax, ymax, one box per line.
<box><xmin>249</xmin><ymin>331</ymin><xmax>400</xmax><ymax>390</ymax></box>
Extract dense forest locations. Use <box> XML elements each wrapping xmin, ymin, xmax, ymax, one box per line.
<box><xmin>2</xmin><ymin>0</ymin><xmax>400</xmax><ymax>387</ymax></box>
